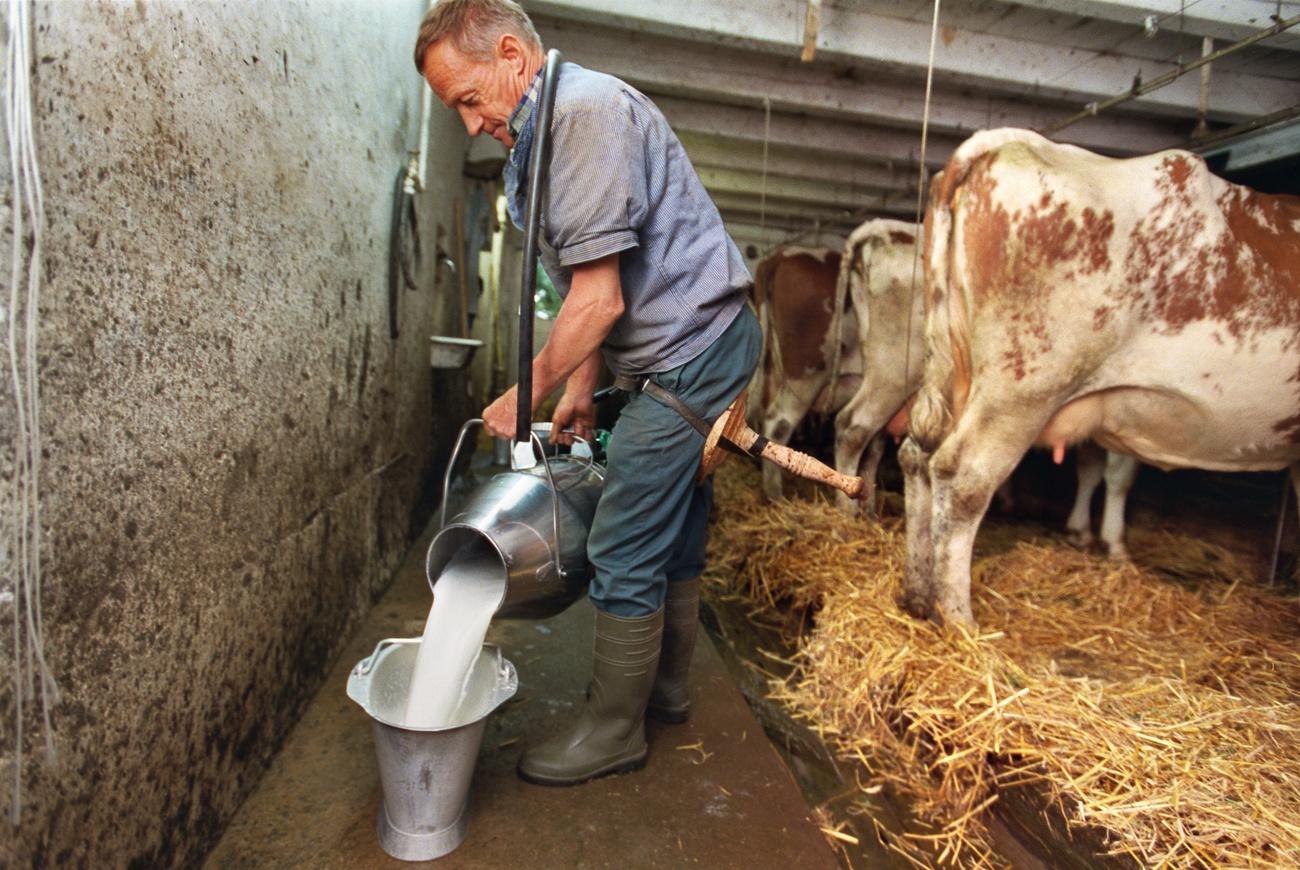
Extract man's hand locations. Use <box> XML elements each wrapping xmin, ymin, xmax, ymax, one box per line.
<box><xmin>481</xmin><ymin>255</ymin><xmax>621</xmax><ymax>444</ymax></box>
<box><xmin>482</xmin><ymin>386</ymin><xmax>520</xmax><ymax>439</ymax></box>
<box><xmin>550</xmin><ymin>387</ymin><xmax>595</xmax><ymax>446</ymax></box>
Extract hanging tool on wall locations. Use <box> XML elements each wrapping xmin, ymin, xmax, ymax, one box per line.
<box><xmin>388</xmin><ymin>165</ymin><xmax>421</xmax><ymax>340</ymax></box>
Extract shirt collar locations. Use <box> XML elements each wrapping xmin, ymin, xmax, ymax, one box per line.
<box><xmin>507</xmin><ymin>67</ymin><xmax>544</xmax><ymax>142</ymax></box>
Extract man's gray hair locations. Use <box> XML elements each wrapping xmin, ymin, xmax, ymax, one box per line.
<box><xmin>413</xmin><ymin>0</ymin><xmax>542</xmax><ymax>72</ymax></box>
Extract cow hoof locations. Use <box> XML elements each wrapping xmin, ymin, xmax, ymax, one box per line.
<box><xmin>897</xmin><ymin>591</ymin><xmax>932</xmax><ymax>621</ymax></box>
<box><xmin>935</xmin><ymin>602</ymin><xmax>977</xmax><ymax>632</ymax></box>
<box><xmin>1105</xmin><ymin>543</ymin><xmax>1130</xmax><ymax>562</ymax></box>
<box><xmin>1065</xmin><ymin>528</ymin><xmax>1094</xmax><ymax>550</ymax></box>
<box><xmin>835</xmin><ymin>493</ymin><xmax>877</xmax><ymax>520</ymax></box>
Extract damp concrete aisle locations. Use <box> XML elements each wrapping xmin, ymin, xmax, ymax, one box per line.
<box><xmin>204</xmin><ymin>523</ymin><xmax>840</xmax><ymax>869</ymax></box>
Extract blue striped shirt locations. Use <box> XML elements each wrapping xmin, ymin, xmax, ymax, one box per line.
<box><xmin>505</xmin><ymin>63</ymin><xmax>750</xmax><ymax>377</ymax></box>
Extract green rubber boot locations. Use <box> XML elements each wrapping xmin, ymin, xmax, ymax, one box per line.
<box><xmin>518</xmin><ymin>607</ymin><xmax>663</xmax><ymax>786</ymax></box>
<box><xmin>647</xmin><ymin>578</ymin><xmax>699</xmax><ymax>724</ymax></box>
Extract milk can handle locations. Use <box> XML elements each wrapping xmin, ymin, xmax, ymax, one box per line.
<box><xmin>529</xmin><ymin>422</ymin><xmax>597</xmax><ymax>478</ymax></box>
<box><xmin>439</xmin><ymin>418</ymin><xmax>485</xmax><ymax>529</ymax></box>
<box><xmin>530</xmin><ymin>429</ymin><xmax>567</xmax><ymax>581</ymax></box>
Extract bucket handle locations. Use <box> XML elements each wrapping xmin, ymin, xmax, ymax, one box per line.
<box><xmin>354</xmin><ymin>636</ymin><xmax>422</xmax><ymax>677</ymax></box>
<box><xmin>437</xmin><ymin>419</ymin><xmax>568</xmax><ymax>581</ymax></box>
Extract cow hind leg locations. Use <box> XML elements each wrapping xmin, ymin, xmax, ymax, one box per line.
<box><xmin>857</xmin><ymin>435</ymin><xmax>888</xmax><ymax>517</ymax></box>
<box><xmin>1099</xmin><ymin>453</ymin><xmax>1139</xmax><ymax>561</ymax></box>
<box><xmin>833</xmin><ymin>387</ymin><xmax>894</xmax><ymax>516</ymax></box>
<box><xmin>928</xmin><ymin>401</ymin><xmax>1049</xmax><ymax>629</ymax></box>
<box><xmin>832</xmin><ymin>422</ymin><xmax>873</xmax><ymax>515</ymax></box>
<box><xmin>898</xmin><ymin>437</ymin><xmax>935</xmax><ymax>619</ymax></box>
<box><xmin>761</xmin><ymin>382</ymin><xmax>812</xmax><ymax>501</ymax></box>
<box><xmin>1066</xmin><ymin>442</ymin><xmax>1106</xmax><ymax>549</ymax></box>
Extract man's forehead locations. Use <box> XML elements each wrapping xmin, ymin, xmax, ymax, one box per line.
<box><xmin>422</xmin><ymin>42</ymin><xmax>476</xmax><ymax>102</ymax></box>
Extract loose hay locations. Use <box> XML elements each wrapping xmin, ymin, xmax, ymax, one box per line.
<box><xmin>704</xmin><ymin>463</ymin><xmax>1300</xmax><ymax>868</ymax></box>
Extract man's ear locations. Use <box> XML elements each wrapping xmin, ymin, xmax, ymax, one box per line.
<box><xmin>497</xmin><ymin>32</ymin><xmax>523</xmax><ymax>71</ymax></box>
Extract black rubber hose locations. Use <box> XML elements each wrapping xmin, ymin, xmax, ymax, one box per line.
<box><xmin>515</xmin><ymin>49</ymin><xmax>563</xmax><ymax>442</ymax></box>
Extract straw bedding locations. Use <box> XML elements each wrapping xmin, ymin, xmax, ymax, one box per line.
<box><xmin>703</xmin><ymin>463</ymin><xmax>1300</xmax><ymax>868</ymax></box>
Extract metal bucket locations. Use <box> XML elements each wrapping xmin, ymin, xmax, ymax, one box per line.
<box><xmin>428</xmin><ymin>420</ymin><xmax>605</xmax><ymax>619</ymax></box>
<box><xmin>347</xmin><ymin>638</ymin><xmax>517</xmax><ymax>861</ymax></box>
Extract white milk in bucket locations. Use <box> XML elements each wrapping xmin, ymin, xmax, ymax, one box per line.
<box><xmin>403</xmin><ymin>540</ymin><xmax>506</xmax><ymax>728</ymax></box>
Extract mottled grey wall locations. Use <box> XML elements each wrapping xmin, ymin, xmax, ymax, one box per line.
<box><xmin>0</xmin><ymin>1</ymin><xmax>468</xmax><ymax>865</ymax></box>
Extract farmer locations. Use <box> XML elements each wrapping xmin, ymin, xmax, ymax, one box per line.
<box><xmin>415</xmin><ymin>0</ymin><xmax>759</xmax><ymax>786</ymax></box>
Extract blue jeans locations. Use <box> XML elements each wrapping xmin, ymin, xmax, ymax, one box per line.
<box><xmin>587</xmin><ymin>305</ymin><xmax>762</xmax><ymax>616</ymax></box>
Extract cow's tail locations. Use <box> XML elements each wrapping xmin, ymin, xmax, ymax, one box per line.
<box><xmin>911</xmin><ymin>130</ymin><xmax>1045</xmax><ymax>450</ymax></box>
<box><xmin>908</xmin><ymin>154</ymin><xmax>991</xmax><ymax>454</ymax></box>
<box><xmin>826</xmin><ymin>230</ymin><xmax>867</xmax><ymax>414</ymax></box>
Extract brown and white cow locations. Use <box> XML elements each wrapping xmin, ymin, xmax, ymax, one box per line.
<box><xmin>903</xmin><ymin>128</ymin><xmax>1300</xmax><ymax>627</ymax></box>
<box><xmin>829</xmin><ymin>219</ymin><xmax>925</xmax><ymax>514</ymax></box>
<box><xmin>836</xmin><ymin>219</ymin><xmax>1139</xmax><ymax>546</ymax></box>
<box><xmin>751</xmin><ymin>246</ymin><xmax>862</xmax><ymax>502</ymax></box>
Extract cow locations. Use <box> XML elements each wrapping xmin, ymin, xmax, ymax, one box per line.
<box><xmin>751</xmin><ymin>247</ymin><xmax>863</xmax><ymax>503</ymax></box>
<box><xmin>830</xmin><ymin>220</ymin><xmax>925</xmax><ymax>515</ymax></box>
<box><xmin>837</xmin><ymin>219</ymin><xmax>1140</xmax><ymax>549</ymax></box>
<box><xmin>902</xmin><ymin>128</ymin><xmax>1300</xmax><ymax>628</ymax></box>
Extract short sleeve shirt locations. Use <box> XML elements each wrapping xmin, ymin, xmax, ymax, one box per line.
<box><xmin>504</xmin><ymin>63</ymin><xmax>750</xmax><ymax>377</ymax></box>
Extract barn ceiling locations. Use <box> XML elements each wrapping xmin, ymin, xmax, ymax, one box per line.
<box><xmin>525</xmin><ymin>0</ymin><xmax>1300</xmax><ymax>251</ymax></box>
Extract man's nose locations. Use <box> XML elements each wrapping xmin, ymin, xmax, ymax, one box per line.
<box><xmin>457</xmin><ymin>107</ymin><xmax>484</xmax><ymax>137</ymax></box>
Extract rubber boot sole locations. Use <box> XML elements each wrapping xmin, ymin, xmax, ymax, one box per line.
<box><xmin>516</xmin><ymin>747</ymin><xmax>648</xmax><ymax>787</ymax></box>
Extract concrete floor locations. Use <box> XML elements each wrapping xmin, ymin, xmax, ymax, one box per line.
<box><xmin>204</xmin><ymin>522</ymin><xmax>839</xmax><ymax>869</ymax></box>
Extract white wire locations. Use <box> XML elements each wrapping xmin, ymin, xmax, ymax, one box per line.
<box><xmin>759</xmin><ymin>95</ymin><xmax>771</xmax><ymax>237</ymax></box>
<box><xmin>6</xmin><ymin>0</ymin><xmax>56</xmax><ymax>827</ymax></box>
<box><xmin>903</xmin><ymin>0</ymin><xmax>942</xmax><ymax>395</ymax></box>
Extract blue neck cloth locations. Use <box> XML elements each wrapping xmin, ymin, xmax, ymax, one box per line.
<box><xmin>503</xmin><ymin>69</ymin><xmax>544</xmax><ymax>230</ymax></box>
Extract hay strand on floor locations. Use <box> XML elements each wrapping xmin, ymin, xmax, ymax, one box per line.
<box><xmin>705</xmin><ymin>463</ymin><xmax>1300</xmax><ymax>868</ymax></box>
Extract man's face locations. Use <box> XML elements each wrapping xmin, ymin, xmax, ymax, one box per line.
<box><xmin>423</xmin><ymin>36</ymin><xmax>529</xmax><ymax>148</ymax></box>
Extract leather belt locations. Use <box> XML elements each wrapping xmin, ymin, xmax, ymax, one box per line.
<box><xmin>611</xmin><ymin>374</ymin><xmax>710</xmax><ymax>439</ymax></box>
<box><xmin>610</xmin><ymin>374</ymin><xmax>767</xmax><ymax>458</ymax></box>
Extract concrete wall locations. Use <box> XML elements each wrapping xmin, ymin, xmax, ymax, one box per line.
<box><xmin>0</xmin><ymin>1</ymin><xmax>469</xmax><ymax>865</ymax></box>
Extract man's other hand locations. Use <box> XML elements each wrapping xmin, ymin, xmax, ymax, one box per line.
<box><xmin>482</xmin><ymin>386</ymin><xmax>520</xmax><ymax>439</ymax></box>
<box><xmin>550</xmin><ymin>388</ymin><xmax>595</xmax><ymax>446</ymax></box>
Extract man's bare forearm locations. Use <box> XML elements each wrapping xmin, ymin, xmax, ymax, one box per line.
<box><xmin>565</xmin><ymin>350</ymin><xmax>603</xmax><ymax>396</ymax></box>
<box><xmin>527</xmin><ymin>254</ymin><xmax>623</xmax><ymax>409</ymax></box>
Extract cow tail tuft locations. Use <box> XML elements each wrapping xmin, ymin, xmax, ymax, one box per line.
<box><xmin>909</xmin><ymin>206</ymin><xmax>953</xmax><ymax>452</ymax></box>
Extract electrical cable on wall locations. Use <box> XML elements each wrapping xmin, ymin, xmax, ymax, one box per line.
<box><xmin>5</xmin><ymin>0</ymin><xmax>58</xmax><ymax>826</ymax></box>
